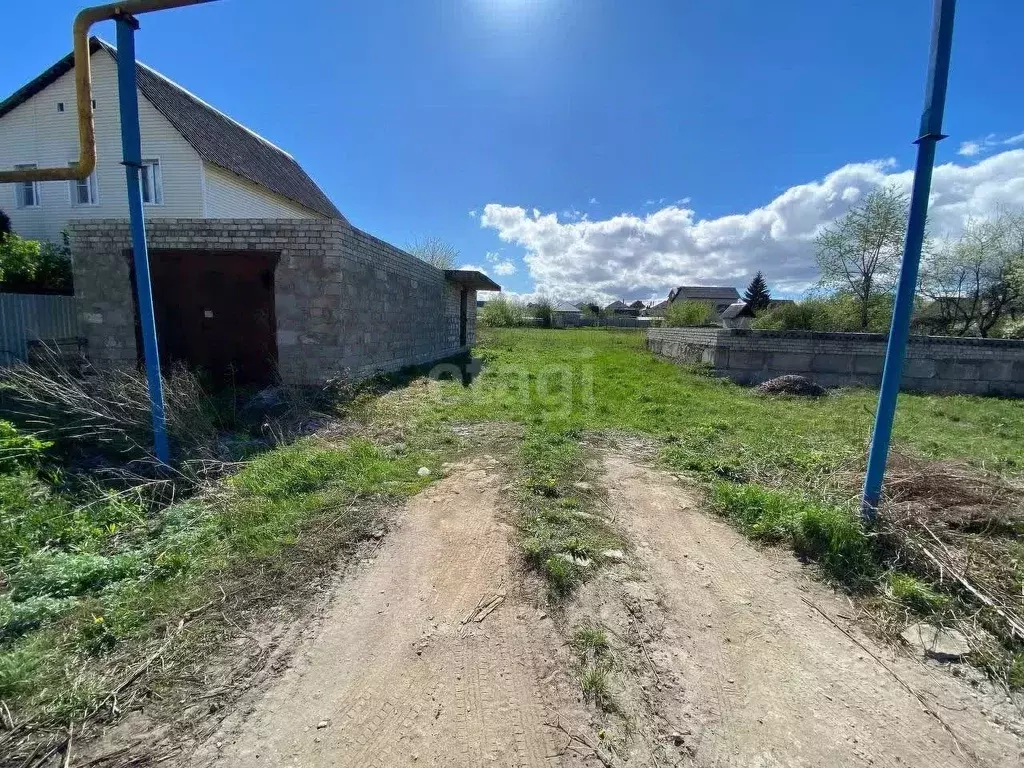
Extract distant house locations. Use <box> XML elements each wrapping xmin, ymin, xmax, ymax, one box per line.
<box><xmin>552</xmin><ymin>300</ymin><xmax>583</xmax><ymax>316</ymax></box>
<box><xmin>605</xmin><ymin>300</ymin><xmax>642</xmax><ymax>317</ymax></box>
<box><xmin>766</xmin><ymin>298</ymin><xmax>796</xmax><ymax>311</ymax></box>
<box><xmin>668</xmin><ymin>286</ymin><xmax>740</xmax><ymax>316</ymax></box>
<box><xmin>647</xmin><ymin>299</ymin><xmax>670</xmax><ymax>317</ymax></box>
<box><xmin>646</xmin><ymin>286</ymin><xmax>739</xmax><ymax>319</ymax></box>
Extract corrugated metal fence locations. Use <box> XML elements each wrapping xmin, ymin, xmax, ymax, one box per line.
<box><xmin>0</xmin><ymin>293</ymin><xmax>80</xmax><ymax>367</ymax></box>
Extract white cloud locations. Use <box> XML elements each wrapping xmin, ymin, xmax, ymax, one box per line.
<box><xmin>492</xmin><ymin>260</ymin><xmax>517</xmax><ymax>276</ymax></box>
<box><xmin>484</xmin><ymin>250</ymin><xmax>502</xmax><ymax>263</ymax></box>
<box><xmin>468</xmin><ymin>209</ymin><xmax>478</xmax><ymax>218</ymax></box>
<box><xmin>957</xmin><ymin>131</ymin><xmax>1024</xmax><ymax>157</ymax></box>
<box><xmin>479</xmin><ymin>149</ymin><xmax>1024</xmax><ymax>303</ymax></box>
<box><xmin>589</xmin><ymin>197</ymin><xmax>599</xmax><ymax>205</ymax></box>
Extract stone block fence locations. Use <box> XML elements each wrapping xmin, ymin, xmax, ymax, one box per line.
<box><xmin>68</xmin><ymin>219</ymin><xmax>477</xmax><ymax>385</ymax></box>
<box><xmin>647</xmin><ymin>327</ymin><xmax>1024</xmax><ymax>397</ymax></box>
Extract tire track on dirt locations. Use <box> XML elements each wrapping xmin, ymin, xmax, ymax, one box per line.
<box><xmin>190</xmin><ymin>457</ymin><xmax>584</xmax><ymax>768</ymax></box>
<box><xmin>596</xmin><ymin>453</ymin><xmax>1023</xmax><ymax>768</ymax></box>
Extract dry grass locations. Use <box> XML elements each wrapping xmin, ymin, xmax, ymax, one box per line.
<box><xmin>860</xmin><ymin>453</ymin><xmax>1024</xmax><ymax>683</ymax></box>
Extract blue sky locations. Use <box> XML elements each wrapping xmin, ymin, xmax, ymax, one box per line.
<box><xmin>5</xmin><ymin>0</ymin><xmax>1024</xmax><ymax>301</ymax></box>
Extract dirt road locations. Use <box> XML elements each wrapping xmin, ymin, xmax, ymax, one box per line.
<box><xmin>193</xmin><ymin>457</ymin><xmax>586</xmax><ymax>767</ymax></box>
<box><xmin>189</xmin><ymin>451</ymin><xmax>1023</xmax><ymax>767</ymax></box>
<box><xmin>598</xmin><ymin>453</ymin><xmax>1022</xmax><ymax>767</ymax></box>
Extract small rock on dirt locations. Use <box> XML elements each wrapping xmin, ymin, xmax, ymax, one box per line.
<box><xmin>755</xmin><ymin>375</ymin><xmax>827</xmax><ymax>397</ymax></box>
<box><xmin>417</xmin><ymin>467</ymin><xmax>431</xmax><ymax>477</ymax></box>
<box><xmin>573</xmin><ymin>481</ymin><xmax>593</xmax><ymax>492</ymax></box>
<box><xmin>601</xmin><ymin>549</ymin><xmax>626</xmax><ymax>563</ymax></box>
<box><xmin>316</xmin><ymin>720</ymin><xmax>329</xmax><ymax>729</ymax></box>
<box><xmin>901</xmin><ymin>622</ymin><xmax>971</xmax><ymax>661</ymax></box>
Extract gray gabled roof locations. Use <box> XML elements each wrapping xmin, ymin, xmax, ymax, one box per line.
<box><xmin>0</xmin><ymin>38</ymin><xmax>343</xmax><ymax>220</ymax></box>
<box><xmin>670</xmin><ymin>286</ymin><xmax>740</xmax><ymax>302</ymax></box>
<box><xmin>605</xmin><ymin>300</ymin><xmax>628</xmax><ymax>310</ymax></box>
<box><xmin>552</xmin><ymin>301</ymin><xmax>582</xmax><ymax>313</ymax></box>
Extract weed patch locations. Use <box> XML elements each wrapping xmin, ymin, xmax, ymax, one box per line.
<box><xmin>514</xmin><ymin>429</ymin><xmax>620</xmax><ymax>597</ymax></box>
<box><xmin>0</xmin><ymin>423</ymin><xmax>441</xmax><ymax>735</ymax></box>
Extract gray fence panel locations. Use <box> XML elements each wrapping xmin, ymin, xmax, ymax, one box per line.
<box><xmin>0</xmin><ymin>293</ymin><xmax>80</xmax><ymax>366</ymax></box>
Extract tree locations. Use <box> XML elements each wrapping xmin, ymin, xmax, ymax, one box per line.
<box><xmin>919</xmin><ymin>211</ymin><xmax>1024</xmax><ymax>337</ymax></box>
<box><xmin>815</xmin><ymin>186</ymin><xmax>908</xmax><ymax>329</ymax></box>
<box><xmin>478</xmin><ymin>296</ymin><xmax>528</xmax><ymax>327</ymax></box>
<box><xmin>743</xmin><ymin>271</ymin><xmax>771</xmax><ymax>311</ymax></box>
<box><xmin>408</xmin><ymin>237</ymin><xmax>458</xmax><ymax>270</ymax></box>
<box><xmin>0</xmin><ymin>232</ymin><xmax>73</xmax><ymax>294</ymax></box>
<box><xmin>532</xmin><ymin>297</ymin><xmax>554</xmax><ymax>328</ymax></box>
<box><xmin>664</xmin><ymin>300</ymin><xmax>715</xmax><ymax>327</ymax></box>
<box><xmin>0</xmin><ymin>208</ymin><xmax>10</xmax><ymax>238</ymax></box>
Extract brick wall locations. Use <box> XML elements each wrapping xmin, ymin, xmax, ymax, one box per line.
<box><xmin>647</xmin><ymin>327</ymin><xmax>1024</xmax><ymax>397</ymax></box>
<box><xmin>68</xmin><ymin>218</ymin><xmax>477</xmax><ymax>384</ymax></box>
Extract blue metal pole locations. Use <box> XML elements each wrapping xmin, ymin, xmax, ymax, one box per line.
<box><xmin>116</xmin><ymin>15</ymin><xmax>170</xmax><ymax>463</ymax></box>
<box><xmin>861</xmin><ymin>0</ymin><xmax>956</xmax><ymax>522</ymax></box>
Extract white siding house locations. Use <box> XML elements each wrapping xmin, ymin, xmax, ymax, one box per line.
<box><xmin>203</xmin><ymin>164</ymin><xmax>313</xmax><ymax>219</ymax></box>
<box><xmin>0</xmin><ymin>39</ymin><xmax>341</xmax><ymax>243</ymax></box>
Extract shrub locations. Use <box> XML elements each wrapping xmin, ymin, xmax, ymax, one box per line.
<box><xmin>664</xmin><ymin>300</ymin><xmax>716</xmax><ymax>327</ymax></box>
<box><xmin>0</xmin><ymin>420</ymin><xmax>52</xmax><ymax>474</ymax></box>
<box><xmin>479</xmin><ymin>295</ymin><xmax>529</xmax><ymax>327</ymax></box>
<box><xmin>0</xmin><ymin>232</ymin><xmax>73</xmax><ymax>294</ymax></box>
<box><xmin>752</xmin><ymin>294</ymin><xmax>893</xmax><ymax>333</ymax></box>
<box><xmin>999</xmin><ymin>317</ymin><xmax>1024</xmax><ymax>339</ymax></box>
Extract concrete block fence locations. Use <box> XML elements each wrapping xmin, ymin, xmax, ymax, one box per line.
<box><xmin>647</xmin><ymin>327</ymin><xmax>1024</xmax><ymax>397</ymax></box>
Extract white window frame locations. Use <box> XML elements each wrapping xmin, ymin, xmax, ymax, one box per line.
<box><xmin>68</xmin><ymin>161</ymin><xmax>99</xmax><ymax>206</ymax></box>
<box><xmin>140</xmin><ymin>158</ymin><xmax>163</xmax><ymax>205</ymax></box>
<box><xmin>13</xmin><ymin>164</ymin><xmax>40</xmax><ymax>208</ymax></box>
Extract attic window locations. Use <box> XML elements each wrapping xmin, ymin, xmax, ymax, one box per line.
<box><xmin>57</xmin><ymin>102</ymin><xmax>65</xmax><ymax>112</ymax></box>
<box><xmin>92</xmin><ymin>100</ymin><xmax>97</xmax><ymax>109</ymax></box>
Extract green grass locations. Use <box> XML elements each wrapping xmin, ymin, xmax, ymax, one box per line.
<box><xmin>710</xmin><ymin>482</ymin><xmax>875</xmax><ymax>588</ymax></box>
<box><xmin>416</xmin><ymin>328</ymin><xmax>1023</xmax><ymax>595</ymax></box>
<box><xmin>0</xmin><ymin>434</ymin><xmax>441</xmax><ymax>724</ymax></box>
<box><xmin>571</xmin><ymin>624</ymin><xmax>615</xmax><ymax>711</ymax></box>
<box><xmin>440</xmin><ymin>329</ymin><xmax>1023</xmax><ymax>482</ymax></box>
<box><xmin>571</xmin><ymin>625</ymin><xmax>611</xmax><ymax>657</ymax></box>
<box><xmin>516</xmin><ymin>430</ymin><xmax>620</xmax><ymax>597</ymax></box>
<box><xmin>885</xmin><ymin>572</ymin><xmax>949</xmax><ymax>613</ymax></box>
<box><xmin>6</xmin><ymin>328</ymin><xmax>1022</xmax><ymax>725</ymax></box>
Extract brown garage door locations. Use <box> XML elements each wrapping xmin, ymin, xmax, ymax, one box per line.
<box><xmin>131</xmin><ymin>250</ymin><xmax>280</xmax><ymax>386</ymax></box>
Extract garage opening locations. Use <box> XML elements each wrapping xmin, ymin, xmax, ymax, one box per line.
<box><xmin>130</xmin><ymin>250</ymin><xmax>280</xmax><ymax>386</ymax></box>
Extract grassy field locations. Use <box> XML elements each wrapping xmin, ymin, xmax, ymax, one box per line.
<box><xmin>4</xmin><ymin>326</ymin><xmax>1023</xmax><ymax>738</ymax></box>
<box><xmin>410</xmin><ymin>328</ymin><xmax>1023</xmax><ymax>685</ymax></box>
<box><xmin>440</xmin><ymin>328</ymin><xmax>1023</xmax><ymax>481</ymax></box>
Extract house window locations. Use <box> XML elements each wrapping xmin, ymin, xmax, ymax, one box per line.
<box><xmin>140</xmin><ymin>160</ymin><xmax>163</xmax><ymax>204</ymax></box>
<box><xmin>14</xmin><ymin>164</ymin><xmax>40</xmax><ymax>208</ymax></box>
<box><xmin>69</xmin><ymin>161</ymin><xmax>98</xmax><ymax>205</ymax></box>
<box><xmin>57</xmin><ymin>102</ymin><xmax>65</xmax><ymax>112</ymax></box>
